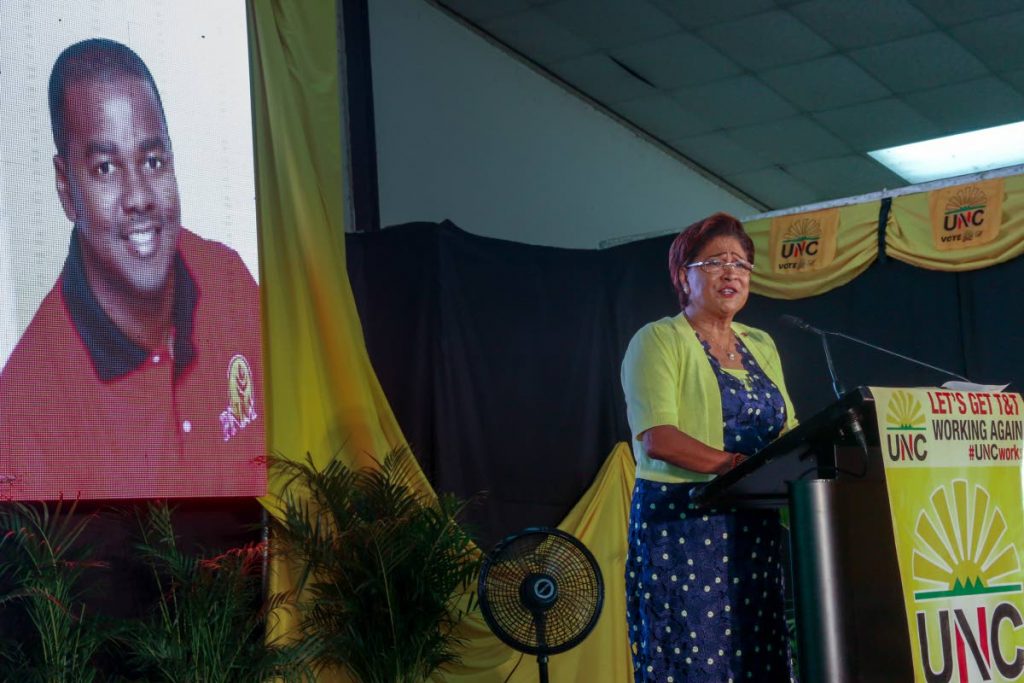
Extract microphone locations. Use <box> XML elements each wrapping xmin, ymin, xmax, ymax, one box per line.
<box><xmin>780</xmin><ymin>315</ymin><xmax>868</xmax><ymax>457</ymax></box>
<box><xmin>781</xmin><ymin>315</ymin><xmax>846</xmax><ymax>399</ymax></box>
<box><xmin>780</xmin><ymin>315</ymin><xmax>970</xmax><ymax>383</ymax></box>
<box><xmin>779</xmin><ymin>314</ymin><xmax>820</xmax><ymax>334</ymax></box>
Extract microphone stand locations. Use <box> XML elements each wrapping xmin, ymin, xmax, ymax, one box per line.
<box><xmin>819</xmin><ymin>333</ymin><xmax>845</xmax><ymax>401</ymax></box>
<box><xmin>781</xmin><ymin>313</ymin><xmax>970</xmax><ymax>384</ymax></box>
<box><xmin>822</xmin><ymin>330</ymin><xmax>970</xmax><ymax>383</ymax></box>
<box><xmin>782</xmin><ymin>314</ymin><xmax>978</xmax><ymax>473</ymax></box>
<box><xmin>817</xmin><ymin>332</ymin><xmax>870</xmax><ymax>463</ymax></box>
<box><xmin>782</xmin><ymin>316</ymin><xmax>872</xmax><ymax>462</ymax></box>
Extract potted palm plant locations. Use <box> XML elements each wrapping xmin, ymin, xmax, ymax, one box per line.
<box><xmin>0</xmin><ymin>501</ymin><xmax>113</xmax><ymax>682</ymax></box>
<box><xmin>120</xmin><ymin>501</ymin><xmax>315</xmax><ymax>682</ymax></box>
<box><xmin>272</xmin><ymin>447</ymin><xmax>482</xmax><ymax>683</ymax></box>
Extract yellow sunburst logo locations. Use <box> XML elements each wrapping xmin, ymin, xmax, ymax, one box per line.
<box><xmin>886</xmin><ymin>390</ymin><xmax>927</xmax><ymax>431</ymax></box>
<box><xmin>912</xmin><ymin>480</ymin><xmax>1022</xmax><ymax>600</ymax></box>
<box><xmin>945</xmin><ymin>186</ymin><xmax>987</xmax><ymax>215</ymax></box>
<box><xmin>782</xmin><ymin>219</ymin><xmax>822</xmax><ymax>244</ymax></box>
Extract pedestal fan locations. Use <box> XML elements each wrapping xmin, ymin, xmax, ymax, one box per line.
<box><xmin>477</xmin><ymin>527</ymin><xmax>604</xmax><ymax>683</ymax></box>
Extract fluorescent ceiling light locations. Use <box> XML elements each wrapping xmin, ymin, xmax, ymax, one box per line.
<box><xmin>868</xmin><ymin>120</ymin><xmax>1024</xmax><ymax>183</ymax></box>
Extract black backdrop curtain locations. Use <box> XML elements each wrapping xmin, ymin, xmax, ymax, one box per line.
<box><xmin>347</xmin><ymin>220</ymin><xmax>1022</xmax><ymax>546</ymax></box>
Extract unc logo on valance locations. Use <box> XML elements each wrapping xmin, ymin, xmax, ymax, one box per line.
<box><xmin>928</xmin><ymin>179</ymin><xmax>1004</xmax><ymax>252</ymax></box>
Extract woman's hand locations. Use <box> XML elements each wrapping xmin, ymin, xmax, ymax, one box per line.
<box><xmin>727</xmin><ymin>453</ymin><xmax>748</xmax><ymax>472</ymax></box>
<box><xmin>713</xmin><ymin>452</ymin><xmax>747</xmax><ymax>475</ymax></box>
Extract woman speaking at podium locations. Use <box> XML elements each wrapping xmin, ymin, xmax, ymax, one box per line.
<box><xmin>621</xmin><ymin>213</ymin><xmax>799</xmax><ymax>682</ymax></box>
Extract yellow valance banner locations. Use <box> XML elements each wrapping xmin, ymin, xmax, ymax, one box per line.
<box><xmin>887</xmin><ymin>174</ymin><xmax>1024</xmax><ymax>271</ymax></box>
<box><xmin>746</xmin><ymin>201</ymin><xmax>879</xmax><ymax>300</ymax></box>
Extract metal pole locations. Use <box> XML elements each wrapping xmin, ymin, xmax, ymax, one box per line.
<box><xmin>789</xmin><ymin>478</ymin><xmax>852</xmax><ymax>683</ymax></box>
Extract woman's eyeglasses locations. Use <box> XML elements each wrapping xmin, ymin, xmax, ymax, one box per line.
<box><xmin>685</xmin><ymin>258</ymin><xmax>754</xmax><ymax>275</ymax></box>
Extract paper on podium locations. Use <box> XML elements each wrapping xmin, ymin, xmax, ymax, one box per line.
<box><xmin>941</xmin><ymin>380</ymin><xmax>1010</xmax><ymax>392</ymax></box>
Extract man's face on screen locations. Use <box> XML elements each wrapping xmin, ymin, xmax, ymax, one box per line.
<box><xmin>54</xmin><ymin>75</ymin><xmax>181</xmax><ymax>304</ymax></box>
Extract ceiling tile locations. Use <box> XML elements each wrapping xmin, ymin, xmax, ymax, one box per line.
<box><xmin>727</xmin><ymin>116</ymin><xmax>851</xmax><ymax>165</ymax></box>
<box><xmin>671</xmin><ymin>76</ymin><xmax>797</xmax><ymax>128</ymax></box>
<box><xmin>439</xmin><ymin>0</ymin><xmax>1024</xmax><ymax>210</ymax></box>
<box><xmin>541</xmin><ymin>0</ymin><xmax>679</xmax><ymax>50</ymax></box>
<box><xmin>697</xmin><ymin>11</ymin><xmax>834</xmax><ymax>70</ymax></box>
<box><xmin>610</xmin><ymin>94</ymin><xmax>717</xmax><ymax>139</ymax></box>
<box><xmin>481</xmin><ymin>9</ymin><xmax>595</xmax><ymax>64</ymax></box>
<box><xmin>904</xmin><ymin>76</ymin><xmax>1024</xmax><ymax>133</ymax></box>
<box><xmin>725</xmin><ymin>167</ymin><xmax>821</xmax><ymax>209</ymax></box>
<box><xmin>790</xmin><ymin>0</ymin><xmax>934</xmax><ymax>49</ymax></box>
<box><xmin>610</xmin><ymin>32</ymin><xmax>741</xmax><ymax>89</ymax></box>
<box><xmin>850</xmin><ymin>32</ymin><xmax>990</xmax><ymax>93</ymax></box>
<box><xmin>760</xmin><ymin>55</ymin><xmax>891</xmax><ymax>111</ymax></box>
<box><xmin>813</xmin><ymin>98</ymin><xmax>942</xmax><ymax>150</ymax></box>
<box><xmin>671</xmin><ymin>131</ymin><xmax>773</xmax><ymax>176</ymax></box>
<box><xmin>908</xmin><ymin>0</ymin><xmax>1024</xmax><ymax>27</ymax></box>
<box><xmin>951</xmin><ymin>9</ymin><xmax>1024</xmax><ymax>72</ymax></box>
<box><xmin>647</xmin><ymin>0</ymin><xmax>775</xmax><ymax>29</ymax></box>
<box><xmin>786</xmin><ymin>155</ymin><xmax>910</xmax><ymax>198</ymax></box>
<box><xmin>547</xmin><ymin>54</ymin><xmax>657</xmax><ymax>103</ymax></box>
<box><xmin>437</xmin><ymin>0</ymin><xmax>533</xmax><ymax>23</ymax></box>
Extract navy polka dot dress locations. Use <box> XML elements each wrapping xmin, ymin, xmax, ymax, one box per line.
<box><xmin>625</xmin><ymin>337</ymin><xmax>797</xmax><ymax>682</ymax></box>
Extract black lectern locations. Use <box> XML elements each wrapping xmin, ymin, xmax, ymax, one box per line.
<box><xmin>691</xmin><ymin>387</ymin><xmax>913</xmax><ymax>683</ymax></box>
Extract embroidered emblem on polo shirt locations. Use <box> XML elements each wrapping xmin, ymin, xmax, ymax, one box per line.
<box><xmin>220</xmin><ymin>354</ymin><xmax>257</xmax><ymax>442</ymax></box>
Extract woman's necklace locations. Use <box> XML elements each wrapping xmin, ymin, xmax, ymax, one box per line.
<box><xmin>689</xmin><ymin>319</ymin><xmax>737</xmax><ymax>361</ymax></box>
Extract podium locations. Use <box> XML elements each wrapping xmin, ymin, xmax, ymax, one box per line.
<box><xmin>691</xmin><ymin>387</ymin><xmax>914</xmax><ymax>683</ymax></box>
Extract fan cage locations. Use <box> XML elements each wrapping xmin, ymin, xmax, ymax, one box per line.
<box><xmin>478</xmin><ymin>527</ymin><xmax>604</xmax><ymax>656</ymax></box>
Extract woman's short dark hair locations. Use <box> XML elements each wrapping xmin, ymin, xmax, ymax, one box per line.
<box><xmin>668</xmin><ymin>212</ymin><xmax>754</xmax><ymax>310</ymax></box>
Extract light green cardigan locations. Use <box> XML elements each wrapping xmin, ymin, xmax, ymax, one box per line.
<box><xmin>621</xmin><ymin>314</ymin><xmax>798</xmax><ymax>483</ymax></box>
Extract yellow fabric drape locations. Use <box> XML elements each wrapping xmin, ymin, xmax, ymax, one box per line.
<box><xmin>248</xmin><ymin>2</ymin><xmax>409</xmax><ymax>678</ymax></box>
<box><xmin>248</xmin><ymin>2</ymin><xmax>634</xmax><ymax>680</ymax></box>
<box><xmin>248</xmin><ymin>0</ymin><xmax>405</xmax><ymax>482</ymax></box>
<box><xmin>745</xmin><ymin>201</ymin><xmax>879</xmax><ymax>299</ymax></box>
<box><xmin>887</xmin><ymin>174</ymin><xmax>1024</xmax><ymax>271</ymax></box>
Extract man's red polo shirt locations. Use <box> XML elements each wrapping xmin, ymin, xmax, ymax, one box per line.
<box><xmin>0</xmin><ymin>228</ymin><xmax>266</xmax><ymax>500</ymax></box>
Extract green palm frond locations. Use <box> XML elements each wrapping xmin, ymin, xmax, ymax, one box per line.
<box><xmin>0</xmin><ymin>500</ymin><xmax>114</xmax><ymax>682</ymax></box>
<box><xmin>120</xmin><ymin>501</ymin><xmax>316</xmax><ymax>683</ymax></box>
<box><xmin>272</xmin><ymin>447</ymin><xmax>482</xmax><ymax>683</ymax></box>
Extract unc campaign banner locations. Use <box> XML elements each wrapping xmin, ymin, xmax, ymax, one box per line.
<box><xmin>746</xmin><ymin>202</ymin><xmax>878</xmax><ymax>299</ymax></box>
<box><xmin>769</xmin><ymin>207</ymin><xmax>839</xmax><ymax>273</ymax></box>
<box><xmin>872</xmin><ymin>387</ymin><xmax>1024</xmax><ymax>682</ymax></box>
<box><xmin>928</xmin><ymin>179</ymin><xmax>1005</xmax><ymax>252</ymax></box>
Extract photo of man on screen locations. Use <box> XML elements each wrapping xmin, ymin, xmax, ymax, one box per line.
<box><xmin>0</xmin><ymin>38</ymin><xmax>266</xmax><ymax>500</ymax></box>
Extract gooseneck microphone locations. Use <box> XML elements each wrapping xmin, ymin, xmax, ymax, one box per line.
<box><xmin>780</xmin><ymin>315</ymin><xmax>845</xmax><ymax>399</ymax></box>
<box><xmin>780</xmin><ymin>314</ymin><xmax>821</xmax><ymax>334</ymax></box>
<box><xmin>780</xmin><ymin>315</ymin><xmax>871</xmax><ymax>456</ymax></box>
<box><xmin>779</xmin><ymin>315</ymin><xmax>971</xmax><ymax>383</ymax></box>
